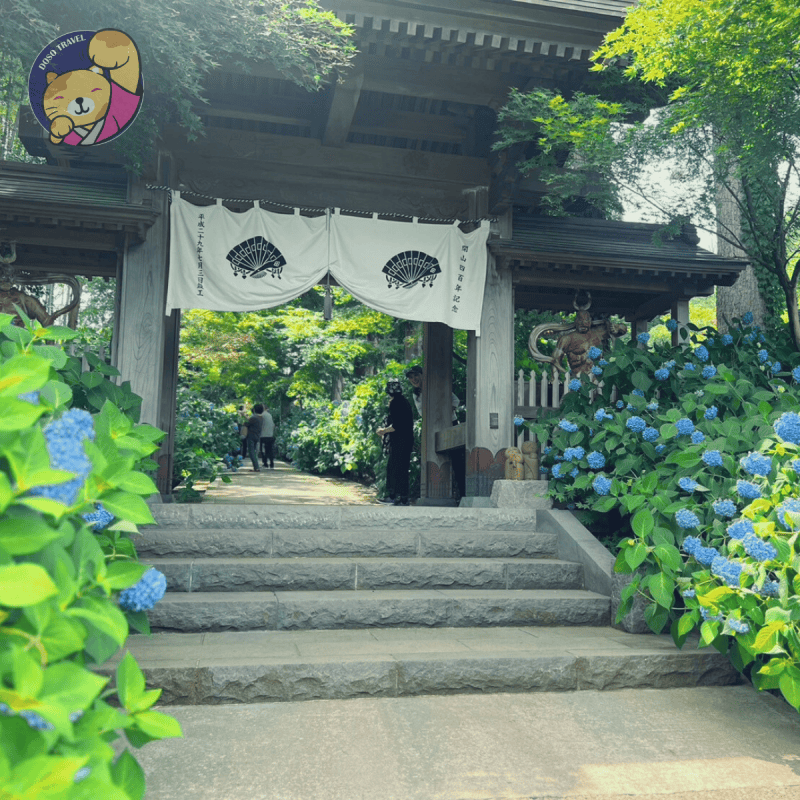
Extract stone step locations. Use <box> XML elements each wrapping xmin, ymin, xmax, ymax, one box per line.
<box><xmin>147</xmin><ymin>589</ymin><xmax>610</xmax><ymax>633</ymax></box>
<box><xmin>136</xmin><ymin>528</ymin><xmax>559</xmax><ymax>560</ymax></box>
<box><xmin>150</xmin><ymin>557</ymin><xmax>584</xmax><ymax>593</ymax></box>
<box><xmin>108</xmin><ymin>626</ymin><xmax>741</xmax><ymax>705</ymax></box>
<box><xmin>147</xmin><ymin>504</ymin><xmax>545</xmax><ymax>532</ymax></box>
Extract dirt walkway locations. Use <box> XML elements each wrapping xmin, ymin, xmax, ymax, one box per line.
<box><xmin>195</xmin><ymin>460</ymin><xmax>379</xmax><ymax>505</ymax></box>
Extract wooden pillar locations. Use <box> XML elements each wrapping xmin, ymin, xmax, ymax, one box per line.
<box><xmin>420</xmin><ymin>321</ymin><xmax>455</xmax><ymax>504</ymax></box>
<box><xmin>465</xmin><ymin>253</ymin><xmax>514</xmax><ymax>497</ymax></box>
<box><xmin>671</xmin><ymin>298</ymin><xmax>690</xmax><ymax>347</ymax></box>
<box><xmin>114</xmin><ymin>157</ymin><xmax>176</xmax><ymax>494</ymax></box>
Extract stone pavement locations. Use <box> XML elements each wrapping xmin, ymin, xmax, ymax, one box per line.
<box><xmin>137</xmin><ymin>685</ymin><xmax>800</xmax><ymax>799</ymax></box>
<box><xmin>193</xmin><ymin>460</ymin><xmax>378</xmax><ymax>505</ymax></box>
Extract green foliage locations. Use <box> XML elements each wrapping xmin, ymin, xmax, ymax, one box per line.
<box><xmin>0</xmin><ymin>311</ymin><xmax>180</xmax><ymax>798</ymax></box>
<box><xmin>276</xmin><ymin>366</ymin><xmax>421</xmax><ymax>498</ymax></box>
<box><xmin>531</xmin><ymin>317</ymin><xmax>800</xmax><ymax>708</ymax></box>
<box><xmin>172</xmin><ymin>387</ymin><xmax>239</xmax><ymax>501</ymax></box>
<box><xmin>0</xmin><ymin>0</ymin><xmax>356</xmax><ymax>172</ymax></box>
<box><xmin>495</xmin><ymin>0</ymin><xmax>800</xmax><ymax>349</ymax></box>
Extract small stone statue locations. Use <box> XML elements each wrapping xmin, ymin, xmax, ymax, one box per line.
<box><xmin>504</xmin><ymin>447</ymin><xmax>524</xmax><ymax>481</ymax></box>
<box><xmin>521</xmin><ymin>440</ymin><xmax>539</xmax><ymax>480</ymax></box>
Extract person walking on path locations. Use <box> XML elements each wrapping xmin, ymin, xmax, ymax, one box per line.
<box><xmin>376</xmin><ymin>380</ymin><xmax>414</xmax><ymax>505</ymax></box>
<box><xmin>244</xmin><ymin>404</ymin><xmax>264</xmax><ymax>472</ymax></box>
<box><xmin>260</xmin><ymin>406</ymin><xmax>275</xmax><ymax>469</ymax></box>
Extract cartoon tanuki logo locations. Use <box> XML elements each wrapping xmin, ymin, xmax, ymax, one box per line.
<box><xmin>28</xmin><ymin>29</ymin><xmax>142</xmax><ymax>147</ymax></box>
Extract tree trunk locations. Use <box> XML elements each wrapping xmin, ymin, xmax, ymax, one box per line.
<box><xmin>715</xmin><ymin>171</ymin><xmax>768</xmax><ymax>332</ymax></box>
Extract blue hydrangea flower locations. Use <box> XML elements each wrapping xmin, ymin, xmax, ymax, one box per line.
<box><xmin>682</xmin><ymin>589</ymin><xmax>696</xmax><ymax>598</ymax></box>
<box><xmin>675</xmin><ymin>509</ymin><xmax>700</xmax><ymax>529</ymax></box>
<box><xmin>563</xmin><ymin>446</ymin><xmax>585</xmax><ymax>462</ymax></box>
<box><xmin>711</xmin><ymin>555</ymin><xmax>743</xmax><ymax>587</ymax></box>
<box><xmin>792</xmin><ymin>460</ymin><xmax>800</xmax><ymax>475</ymax></box>
<box><xmin>594</xmin><ymin>408</ymin><xmax>612</xmax><ymax>422</ymax></box>
<box><xmin>69</xmin><ymin>711</ymin><xmax>84</xmax><ymax>723</ymax></box>
<box><xmin>665</xmin><ymin>319</ymin><xmax>678</xmax><ymax>332</ymax></box>
<box><xmin>758</xmin><ymin>580</ymin><xmax>780</xmax><ymax>597</ymax></box>
<box><xmin>647</xmin><ymin>401</ymin><xmax>659</xmax><ymax>411</ymax></box>
<box><xmin>118</xmin><ymin>569</ymin><xmax>167</xmax><ymax>612</ymax></box>
<box><xmin>569</xmin><ymin>378</ymin><xmax>582</xmax><ymax>391</ymax></box>
<box><xmin>570</xmin><ymin>467</ymin><xmax>579</xmax><ymax>478</ymax></box>
<box><xmin>793</xmin><ymin>367</ymin><xmax>800</xmax><ymax>383</ymax></box>
<box><xmin>736</xmin><ymin>480</ymin><xmax>762</xmax><ymax>500</ymax></box>
<box><xmin>741</xmin><ymin>533</ymin><xmax>777</xmax><ymax>562</ymax></box>
<box><xmin>700</xmin><ymin>607</ymin><xmax>725</xmax><ymax>622</ymax></box>
<box><xmin>774</xmin><ymin>412</ymin><xmax>800</xmax><ymax>444</ymax></box>
<box><xmin>591</xmin><ymin>365</ymin><xmax>603</xmax><ymax>376</ymax></box>
<box><xmin>739</xmin><ymin>452</ymin><xmax>772</xmax><ymax>476</ymax></box>
<box><xmin>721</xmin><ymin>334</ymin><xmax>733</xmax><ymax>345</ymax></box>
<box><xmin>682</xmin><ymin>536</ymin><xmax>719</xmax><ymax>565</ymax></box>
<box><xmin>74</xmin><ymin>767</ymin><xmax>91</xmax><ymax>783</ymax></box>
<box><xmin>587</xmin><ymin>451</ymin><xmax>605</xmax><ymax>469</ymax></box>
<box><xmin>543</xmin><ymin>446</ymin><xmax>552</xmax><ymax>455</ymax></box>
<box><xmin>726</xmin><ymin>519</ymin><xmax>754</xmax><ymax>540</ymax></box>
<box><xmin>758</xmin><ymin>349</ymin><xmax>769</xmax><ymax>363</ymax></box>
<box><xmin>593</xmin><ymin>475</ymin><xmax>612</xmax><ymax>495</ymax></box>
<box><xmin>704</xmin><ymin>406</ymin><xmax>718</xmax><ymax>420</ymax></box>
<box><xmin>728</xmin><ymin>618</ymin><xmax>750</xmax><ymax>634</ymax></box>
<box><xmin>684</xmin><ymin>363</ymin><xmax>695</xmax><ymax>372</ymax></box>
<box><xmin>702</xmin><ymin>449</ymin><xmax>723</xmax><ymax>467</ymax></box>
<box><xmin>83</xmin><ymin>504</ymin><xmax>114</xmax><ymax>531</ymax></box>
<box><xmin>702</xmin><ymin>366</ymin><xmax>717</xmax><ymax>379</ymax></box>
<box><xmin>655</xmin><ymin>444</ymin><xmax>665</xmax><ymax>454</ymax></box>
<box><xmin>17</xmin><ymin>391</ymin><xmax>40</xmax><ymax>404</ymax></box>
<box><xmin>19</xmin><ymin>711</ymin><xmax>54</xmax><ymax>731</ymax></box>
<box><xmin>588</xmin><ymin>346</ymin><xmax>602</xmax><ymax>360</ymax></box>
<box><xmin>654</xmin><ymin>368</ymin><xmax>669</xmax><ymax>381</ymax></box>
<box><xmin>642</xmin><ymin>427</ymin><xmax>659</xmax><ymax>442</ymax></box>
<box><xmin>558</xmin><ymin>419</ymin><xmax>578</xmax><ymax>433</ymax></box>
<box><xmin>626</xmin><ymin>403</ymin><xmax>635</xmax><ymax>411</ymax></box>
<box><xmin>637</xmin><ymin>332</ymin><xmax>650</xmax><ymax>344</ymax></box>
<box><xmin>598</xmin><ymin>359</ymin><xmax>609</xmax><ymax>367</ymax></box>
<box><xmin>29</xmin><ymin>409</ymin><xmax>96</xmax><ymax>507</ymax></box>
<box><xmin>665</xmin><ymin>360</ymin><xmax>676</xmax><ymax>369</ymax></box>
<box><xmin>631</xmin><ymin>389</ymin><xmax>645</xmax><ymax>397</ymax></box>
<box><xmin>678</xmin><ymin>477</ymin><xmax>698</xmax><ymax>492</ymax></box>
<box><xmin>776</xmin><ymin>498</ymin><xmax>800</xmax><ymax>530</ymax></box>
<box><xmin>772</xmin><ymin>361</ymin><xmax>782</xmax><ymax>373</ymax></box>
<box><xmin>675</xmin><ymin>418</ymin><xmax>694</xmax><ymax>436</ymax></box>
<box><xmin>691</xmin><ymin>431</ymin><xmax>705</xmax><ymax>444</ymax></box>
<box><xmin>626</xmin><ymin>416</ymin><xmax>646</xmax><ymax>433</ymax></box>
<box><xmin>694</xmin><ymin>345</ymin><xmax>709</xmax><ymax>362</ymax></box>
<box><xmin>551</xmin><ymin>463</ymin><xmax>563</xmax><ymax>479</ymax></box>
<box><xmin>707</xmin><ymin>338</ymin><xmax>715</xmax><ymax>347</ymax></box>
<box><xmin>513</xmin><ymin>416</ymin><xmax>525</xmax><ymax>427</ymax></box>
<box><xmin>712</xmin><ymin>499</ymin><xmax>736</xmax><ymax>518</ymax></box>
<box><xmin>742</xmin><ymin>311</ymin><xmax>754</xmax><ymax>325</ymax></box>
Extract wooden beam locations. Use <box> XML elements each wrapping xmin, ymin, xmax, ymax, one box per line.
<box><xmin>323</xmin><ymin>55</ymin><xmax>365</xmax><ymax>146</ymax></box>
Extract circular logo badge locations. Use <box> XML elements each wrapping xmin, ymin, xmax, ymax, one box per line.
<box><xmin>28</xmin><ymin>29</ymin><xmax>143</xmax><ymax>147</ymax></box>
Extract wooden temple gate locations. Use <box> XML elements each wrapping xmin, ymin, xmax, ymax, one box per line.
<box><xmin>0</xmin><ymin>0</ymin><xmax>745</xmax><ymax>502</ymax></box>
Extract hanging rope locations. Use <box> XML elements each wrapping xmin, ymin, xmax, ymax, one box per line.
<box><xmin>144</xmin><ymin>184</ymin><xmax>496</xmax><ymax>225</ymax></box>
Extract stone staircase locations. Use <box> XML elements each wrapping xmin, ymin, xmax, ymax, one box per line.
<box><xmin>117</xmin><ymin>504</ymin><xmax>739</xmax><ymax>704</ymax></box>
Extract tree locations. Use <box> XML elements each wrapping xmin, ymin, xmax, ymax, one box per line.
<box><xmin>0</xmin><ymin>0</ymin><xmax>355</xmax><ymax>170</ymax></box>
<box><xmin>495</xmin><ymin>0</ymin><xmax>800</xmax><ymax>347</ymax></box>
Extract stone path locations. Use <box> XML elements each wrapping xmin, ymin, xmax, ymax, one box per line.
<box><xmin>195</xmin><ymin>460</ymin><xmax>378</xmax><ymax>505</ymax></box>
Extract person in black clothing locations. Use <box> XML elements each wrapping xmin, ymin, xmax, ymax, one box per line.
<box><xmin>376</xmin><ymin>380</ymin><xmax>414</xmax><ymax>506</ymax></box>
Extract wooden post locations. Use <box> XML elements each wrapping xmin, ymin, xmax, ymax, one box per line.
<box><xmin>671</xmin><ymin>299</ymin><xmax>690</xmax><ymax>347</ymax></box>
<box><xmin>465</xmin><ymin>253</ymin><xmax>513</xmax><ymax>497</ymax></box>
<box><xmin>420</xmin><ymin>321</ymin><xmax>455</xmax><ymax>504</ymax></box>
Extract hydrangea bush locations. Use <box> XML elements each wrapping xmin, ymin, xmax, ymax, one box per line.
<box><xmin>173</xmin><ymin>387</ymin><xmax>241</xmax><ymax>501</ymax></box>
<box><xmin>528</xmin><ymin>316</ymin><xmax>800</xmax><ymax>709</ymax></box>
<box><xmin>275</xmin><ymin>368</ymin><xmax>421</xmax><ymax>499</ymax></box>
<box><xmin>0</xmin><ymin>312</ymin><xmax>181</xmax><ymax>798</ymax></box>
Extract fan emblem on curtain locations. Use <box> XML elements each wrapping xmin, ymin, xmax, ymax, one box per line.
<box><xmin>382</xmin><ymin>251</ymin><xmax>441</xmax><ymax>289</ymax></box>
<box><xmin>226</xmin><ymin>236</ymin><xmax>286</xmax><ymax>279</ymax></box>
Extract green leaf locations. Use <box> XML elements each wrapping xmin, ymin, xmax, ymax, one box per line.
<box><xmin>39</xmin><ymin>380</ymin><xmax>73</xmax><ymax>410</ymax></box>
<box><xmin>704</xmin><ymin>383</ymin><xmax>732</xmax><ymax>396</ymax></box>
<box><xmin>665</xmin><ymin>451</ymin><xmax>701</xmax><ymax>468</ymax></box>
<box><xmin>117</xmin><ymin>652</ymin><xmax>146</xmax><ymax>711</ymax></box>
<box><xmin>632</xmin><ymin>508</ymin><xmax>654</xmax><ymax>538</ymax></box>
<box><xmin>0</xmin><ymin>510</ymin><xmax>64</xmax><ymax>555</ymax></box>
<box><xmin>131</xmin><ymin>710</ymin><xmax>183</xmax><ymax>740</ymax></box>
<box><xmin>110</xmin><ymin>750</ymin><xmax>147</xmax><ymax>800</ymax></box>
<box><xmin>625</xmin><ymin>541</ymin><xmax>648</xmax><ymax>570</ymax></box>
<box><xmin>677</xmin><ymin>610</ymin><xmax>698</xmax><ymax>638</ymax></box>
<box><xmin>648</xmin><ymin>571</ymin><xmax>675</xmax><ymax>608</ymax></box>
<box><xmin>0</xmin><ymin>398</ymin><xmax>45</xmax><ymax>431</ymax></box>
<box><xmin>0</xmin><ymin>563</ymin><xmax>58</xmax><ymax>606</ymax></box>
<box><xmin>67</xmin><ymin>597</ymin><xmax>128</xmax><ymax>647</ymax></box>
<box><xmin>113</xmin><ymin>472</ymin><xmax>158</xmax><ymax>496</ymax></box>
<box><xmin>99</xmin><ymin>491</ymin><xmax>156</xmax><ymax>525</ymax></box>
<box><xmin>644</xmin><ymin>602</ymin><xmax>669</xmax><ymax>634</ymax></box>
<box><xmin>653</xmin><ymin>543</ymin><xmax>683</xmax><ymax>571</ymax></box>
<box><xmin>103</xmin><ymin>561</ymin><xmax>149</xmax><ymax>591</ymax></box>
<box><xmin>660</xmin><ymin>422</ymin><xmax>678</xmax><ymax>440</ymax></box>
<box><xmin>779</xmin><ymin>670</ymin><xmax>800</xmax><ymax>710</ymax></box>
